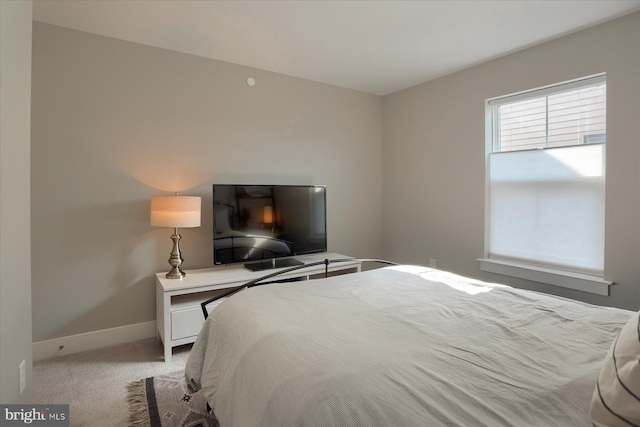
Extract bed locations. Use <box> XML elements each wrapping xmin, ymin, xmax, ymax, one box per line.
<box><xmin>185</xmin><ymin>261</ymin><xmax>637</xmax><ymax>426</ymax></box>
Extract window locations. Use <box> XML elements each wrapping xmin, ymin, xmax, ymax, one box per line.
<box><xmin>480</xmin><ymin>74</ymin><xmax>611</xmax><ymax>296</ymax></box>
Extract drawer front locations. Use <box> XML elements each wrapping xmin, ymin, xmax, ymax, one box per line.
<box><xmin>171</xmin><ymin>299</ymin><xmax>225</xmax><ymax>341</ymax></box>
<box><xmin>171</xmin><ymin>308</ymin><xmax>204</xmax><ymax>341</ymax></box>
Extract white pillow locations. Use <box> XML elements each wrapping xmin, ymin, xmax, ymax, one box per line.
<box><xmin>590</xmin><ymin>310</ymin><xmax>640</xmax><ymax>426</ymax></box>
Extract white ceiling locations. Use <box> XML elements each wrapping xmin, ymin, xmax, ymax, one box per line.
<box><xmin>33</xmin><ymin>0</ymin><xmax>640</xmax><ymax>96</ymax></box>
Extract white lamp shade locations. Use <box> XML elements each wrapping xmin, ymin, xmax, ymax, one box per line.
<box><xmin>151</xmin><ymin>196</ymin><xmax>201</xmax><ymax>228</ymax></box>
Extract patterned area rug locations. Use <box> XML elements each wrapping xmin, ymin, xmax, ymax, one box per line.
<box><xmin>127</xmin><ymin>371</ymin><xmax>219</xmax><ymax>427</ymax></box>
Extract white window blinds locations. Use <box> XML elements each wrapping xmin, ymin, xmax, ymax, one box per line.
<box><xmin>486</xmin><ymin>75</ymin><xmax>606</xmax><ymax>277</ymax></box>
<box><xmin>488</xmin><ymin>144</ymin><xmax>605</xmax><ymax>274</ymax></box>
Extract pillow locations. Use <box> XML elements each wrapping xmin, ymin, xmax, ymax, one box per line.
<box><xmin>590</xmin><ymin>310</ymin><xmax>640</xmax><ymax>426</ymax></box>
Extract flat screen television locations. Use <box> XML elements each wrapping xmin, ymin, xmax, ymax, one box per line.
<box><xmin>213</xmin><ymin>184</ymin><xmax>327</xmax><ymax>271</ymax></box>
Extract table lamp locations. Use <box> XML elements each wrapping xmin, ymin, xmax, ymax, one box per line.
<box><xmin>151</xmin><ymin>193</ymin><xmax>201</xmax><ymax>279</ymax></box>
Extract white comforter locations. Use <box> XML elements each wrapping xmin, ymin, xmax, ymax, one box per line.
<box><xmin>185</xmin><ymin>266</ymin><xmax>632</xmax><ymax>427</ymax></box>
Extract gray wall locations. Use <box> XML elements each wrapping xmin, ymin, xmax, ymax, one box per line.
<box><xmin>31</xmin><ymin>23</ymin><xmax>382</xmax><ymax>342</ymax></box>
<box><xmin>30</xmin><ymin>11</ymin><xmax>640</xmax><ymax>345</ymax></box>
<box><xmin>1</xmin><ymin>0</ymin><xmax>33</xmax><ymax>403</ymax></box>
<box><xmin>382</xmin><ymin>12</ymin><xmax>640</xmax><ymax>310</ymax></box>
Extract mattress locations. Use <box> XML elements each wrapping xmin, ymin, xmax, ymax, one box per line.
<box><xmin>185</xmin><ymin>265</ymin><xmax>632</xmax><ymax>426</ymax></box>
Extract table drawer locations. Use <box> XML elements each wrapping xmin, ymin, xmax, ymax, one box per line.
<box><xmin>169</xmin><ymin>287</ymin><xmax>229</xmax><ymax>341</ymax></box>
<box><xmin>171</xmin><ymin>307</ymin><xmax>206</xmax><ymax>340</ymax></box>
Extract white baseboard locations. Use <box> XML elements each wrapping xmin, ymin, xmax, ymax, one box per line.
<box><xmin>32</xmin><ymin>321</ymin><xmax>157</xmax><ymax>361</ymax></box>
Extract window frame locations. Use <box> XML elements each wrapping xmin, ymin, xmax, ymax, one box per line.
<box><xmin>478</xmin><ymin>74</ymin><xmax>612</xmax><ymax>296</ymax></box>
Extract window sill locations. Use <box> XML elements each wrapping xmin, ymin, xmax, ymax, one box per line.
<box><xmin>477</xmin><ymin>258</ymin><xmax>612</xmax><ymax>296</ymax></box>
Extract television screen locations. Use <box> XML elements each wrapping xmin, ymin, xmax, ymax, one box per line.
<box><xmin>213</xmin><ymin>184</ymin><xmax>327</xmax><ymax>271</ymax></box>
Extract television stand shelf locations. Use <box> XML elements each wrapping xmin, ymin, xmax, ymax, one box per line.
<box><xmin>156</xmin><ymin>252</ymin><xmax>361</xmax><ymax>362</ymax></box>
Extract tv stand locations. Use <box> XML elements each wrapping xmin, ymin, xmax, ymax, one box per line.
<box><xmin>244</xmin><ymin>257</ymin><xmax>303</xmax><ymax>272</ymax></box>
<box><xmin>155</xmin><ymin>253</ymin><xmax>361</xmax><ymax>362</ymax></box>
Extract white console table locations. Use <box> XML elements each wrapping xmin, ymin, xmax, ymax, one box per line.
<box><xmin>156</xmin><ymin>253</ymin><xmax>361</xmax><ymax>362</ymax></box>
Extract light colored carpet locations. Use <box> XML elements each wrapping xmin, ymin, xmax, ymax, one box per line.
<box><xmin>34</xmin><ymin>338</ymin><xmax>192</xmax><ymax>427</ymax></box>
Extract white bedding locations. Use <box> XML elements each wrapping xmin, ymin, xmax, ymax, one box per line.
<box><xmin>185</xmin><ymin>266</ymin><xmax>632</xmax><ymax>426</ymax></box>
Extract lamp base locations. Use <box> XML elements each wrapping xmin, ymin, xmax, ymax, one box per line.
<box><xmin>166</xmin><ymin>267</ymin><xmax>185</xmax><ymax>279</ymax></box>
<box><xmin>166</xmin><ymin>230</ymin><xmax>186</xmax><ymax>279</ymax></box>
